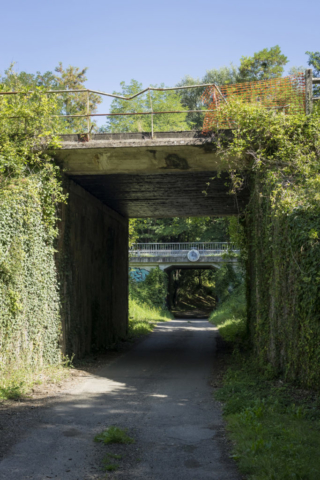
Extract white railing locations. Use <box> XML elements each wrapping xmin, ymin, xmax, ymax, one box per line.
<box><xmin>129</xmin><ymin>242</ymin><xmax>238</xmax><ymax>256</ymax></box>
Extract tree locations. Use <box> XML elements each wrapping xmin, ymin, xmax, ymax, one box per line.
<box><xmin>1</xmin><ymin>63</ymin><xmax>102</xmax><ymax>133</ymax></box>
<box><xmin>100</xmin><ymin>79</ymin><xmax>189</xmax><ymax>133</ymax></box>
<box><xmin>306</xmin><ymin>51</ymin><xmax>320</xmax><ymax>98</ymax></box>
<box><xmin>1</xmin><ymin>68</ymin><xmax>56</xmax><ymax>89</ymax></box>
<box><xmin>176</xmin><ymin>66</ymin><xmax>237</xmax><ymax>129</ymax></box>
<box><xmin>130</xmin><ymin>217</ymin><xmax>228</xmax><ymax>243</ymax></box>
<box><xmin>238</xmin><ymin>45</ymin><xmax>288</xmax><ymax>82</ymax></box>
<box><xmin>53</xmin><ymin>63</ymin><xmax>101</xmax><ymax>132</ymax></box>
<box><xmin>288</xmin><ymin>66</ymin><xmax>305</xmax><ymax>76</ymax></box>
<box><xmin>306</xmin><ymin>51</ymin><xmax>320</xmax><ymax>76</ymax></box>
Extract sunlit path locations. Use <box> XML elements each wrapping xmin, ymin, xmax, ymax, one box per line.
<box><xmin>0</xmin><ymin>319</ymin><xmax>239</xmax><ymax>480</ymax></box>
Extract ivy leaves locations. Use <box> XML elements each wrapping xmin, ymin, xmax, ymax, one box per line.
<box><xmin>214</xmin><ymin>102</ymin><xmax>320</xmax><ymax>388</ymax></box>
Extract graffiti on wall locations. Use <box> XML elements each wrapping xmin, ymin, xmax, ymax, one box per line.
<box><xmin>130</xmin><ymin>268</ymin><xmax>150</xmax><ymax>282</ymax></box>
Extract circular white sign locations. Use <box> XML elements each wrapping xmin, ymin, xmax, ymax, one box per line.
<box><xmin>187</xmin><ymin>249</ymin><xmax>200</xmax><ymax>262</ymax></box>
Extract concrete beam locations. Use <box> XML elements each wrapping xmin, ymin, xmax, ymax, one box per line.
<box><xmin>51</xmin><ymin>132</ymin><xmax>250</xmax><ymax>218</ymax></box>
<box><xmin>52</xmin><ymin>132</ymin><xmax>236</xmax><ymax>175</ymax></box>
<box><xmin>129</xmin><ymin>255</ymin><xmax>238</xmax><ymax>265</ymax></box>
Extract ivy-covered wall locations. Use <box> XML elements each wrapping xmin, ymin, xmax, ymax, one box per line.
<box><xmin>56</xmin><ymin>178</ymin><xmax>129</xmax><ymax>358</ymax></box>
<box><xmin>0</xmin><ymin>80</ymin><xmax>130</xmax><ymax>371</ymax></box>
<box><xmin>246</xmin><ymin>175</ymin><xmax>320</xmax><ymax>389</ymax></box>
<box><xmin>0</xmin><ymin>175</ymin><xmax>129</xmax><ymax>368</ymax></box>
<box><xmin>0</xmin><ymin>178</ymin><xmax>61</xmax><ymax>369</ymax></box>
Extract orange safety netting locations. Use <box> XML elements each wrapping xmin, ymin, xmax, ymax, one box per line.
<box><xmin>202</xmin><ymin>73</ymin><xmax>306</xmax><ymax>132</ymax></box>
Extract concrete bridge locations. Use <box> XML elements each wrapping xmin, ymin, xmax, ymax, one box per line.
<box><xmin>51</xmin><ymin>131</ymin><xmax>248</xmax><ymax>355</ymax></box>
<box><xmin>53</xmin><ymin>131</ymin><xmax>250</xmax><ymax>217</ymax></box>
<box><xmin>129</xmin><ymin>242</ymin><xmax>239</xmax><ymax>281</ymax></box>
<box><xmin>1</xmin><ymin>71</ymin><xmax>317</xmax><ymax>359</ymax></box>
<box><xmin>48</xmin><ymin>69</ymin><xmax>319</xmax><ymax>356</ymax></box>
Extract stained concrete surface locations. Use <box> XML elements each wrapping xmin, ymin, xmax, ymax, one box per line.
<box><xmin>52</xmin><ymin>132</ymin><xmax>250</xmax><ymax>217</ymax></box>
<box><xmin>56</xmin><ymin>179</ymin><xmax>129</xmax><ymax>357</ymax></box>
<box><xmin>69</xmin><ymin>172</ymin><xmax>249</xmax><ymax>217</ymax></box>
<box><xmin>0</xmin><ymin>319</ymin><xmax>240</xmax><ymax>480</ymax></box>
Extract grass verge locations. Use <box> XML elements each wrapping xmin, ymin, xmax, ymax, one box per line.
<box><xmin>210</xmin><ymin>289</ymin><xmax>320</xmax><ymax>480</ymax></box>
<box><xmin>128</xmin><ymin>297</ymin><xmax>172</xmax><ymax>339</ymax></box>
<box><xmin>0</xmin><ymin>356</ymin><xmax>73</xmax><ymax>401</ymax></box>
<box><xmin>209</xmin><ymin>286</ymin><xmax>247</xmax><ymax>343</ymax></box>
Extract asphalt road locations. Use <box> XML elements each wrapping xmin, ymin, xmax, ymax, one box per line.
<box><xmin>0</xmin><ymin>318</ymin><xmax>240</xmax><ymax>479</ymax></box>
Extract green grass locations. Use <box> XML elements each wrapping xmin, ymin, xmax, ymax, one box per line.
<box><xmin>101</xmin><ymin>453</ymin><xmax>123</xmax><ymax>473</ymax></box>
<box><xmin>94</xmin><ymin>426</ymin><xmax>134</xmax><ymax>445</ymax></box>
<box><xmin>102</xmin><ymin>462</ymin><xmax>119</xmax><ymax>472</ymax></box>
<box><xmin>105</xmin><ymin>453</ymin><xmax>122</xmax><ymax>460</ymax></box>
<box><xmin>208</xmin><ymin>287</ymin><xmax>247</xmax><ymax>343</ymax></box>
<box><xmin>128</xmin><ymin>297</ymin><xmax>172</xmax><ymax>338</ymax></box>
<box><xmin>216</xmin><ymin>360</ymin><xmax>320</xmax><ymax>480</ymax></box>
<box><xmin>210</xmin><ymin>288</ymin><xmax>320</xmax><ymax>480</ymax></box>
<box><xmin>0</xmin><ymin>356</ymin><xmax>73</xmax><ymax>400</ymax></box>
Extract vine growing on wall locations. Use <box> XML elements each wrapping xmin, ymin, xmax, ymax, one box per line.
<box><xmin>0</xmin><ymin>70</ymin><xmax>66</xmax><ymax>369</ymax></box>
<box><xmin>209</xmin><ymin>101</ymin><xmax>320</xmax><ymax>388</ymax></box>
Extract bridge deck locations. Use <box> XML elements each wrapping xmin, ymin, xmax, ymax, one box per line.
<box><xmin>52</xmin><ymin>132</ymin><xmax>250</xmax><ymax>218</ymax></box>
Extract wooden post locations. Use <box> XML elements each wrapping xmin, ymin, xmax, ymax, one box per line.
<box><xmin>305</xmin><ymin>69</ymin><xmax>313</xmax><ymax>115</ymax></box>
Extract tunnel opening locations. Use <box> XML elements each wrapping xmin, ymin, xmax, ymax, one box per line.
<box><xmin>166</xmin><ymin>267</ymin><xmax>218</xmax><ymax>319</ymax></box>
<box><xmin>128</xmin><ymin>216</ymin><xmax>243</xmax><ymax>326</ymax></box>
<box><xmin>54</xmin><ymin>133</ymin><xmax>247</xmax><ymax>356</ymax></box>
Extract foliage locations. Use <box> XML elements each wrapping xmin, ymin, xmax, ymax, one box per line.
<box><xmin>213</xmin><ymin>264</ymin><xmax>244</xmax><ymax>303</ymax></box>
<box><xmin>0</xmin><ymin>360</ymin><xmax>72</xmax><ymax>400</ymax></box>
<box><xmin>130</xmin><ymin>217</ymin><xmax>228</xmax><ymax>243</ymax></box>
<box><xmin>177</xmin><ymin>46</ymin><xmax>289</xmax><ymax>129</ymax></box>
<box><xmin>216</xmin><ymin>356</ymin><xmax>320</xmax><ymax>480</ymax></box>
<box><xmin>94</xmin><ymin>426</ymin><xmax>134</xmax><ymax>445</ymax></box>
<box><xmin>128</xmin><ymin>296</ymin><xmax>172</xmax><ymax>338</ymax></box>
<box><xmin>129</xmin><ymin>267</ymin><xmax>168</xmax><ymax>308</ymax></box>
<box><xmin>238</xmin><ymin>45</ymin><xmax>288</xmax><ymax>82</ymax></box>
<box><xmin>129</xmin><ymin>218</ymin><xmax>138</xmax><ymax>246</ymax></box>
<box><xmin>212</xmin><ymin>285</ymin><xmax>320</xmax><ymax>479</ymax></box>
<box><xmin>211</xmin><ymin>99</ymin><xmax>320</xmax><ymax>388</ymax></box>
<box><xmin>169</xmin><ymin>268</ymin><xmax>216</xmax><ymax>310</ymax></box>
<box><xmin>306</xmin><ymin>50</ymin><xmax>320</xmax><ymax>98</ymax></box>
<box><xmin>1</xmin><ymin>63</ymin><xmax>101</xmax><ymax>133</ymax></box>
<box><xmin>100</xmin><ymin>79</ymin><xmax>189</xmax><ymax>133</ymax></box>
<box><xmin>103</xmin><ymin>462</ymin><xmax>119</xmax><ymax>472</ymax></box>
<box><xmin>0</xmin><ymin>68</ymin><xmax>65</xmax><ymax>375</ymax></box>
<box><xmin>209</xmin><ymin>284</ymin><xmax>246</xmax><ymax>343</ymax></box>
<box><xmin>177</xmin><ymin>66</ymin><xmax>238</xmax><ymax>129</ymax></box>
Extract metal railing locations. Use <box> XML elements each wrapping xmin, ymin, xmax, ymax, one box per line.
<box><xmin>0</xmin><ymin>83</ymin><xmax>225</xmax><ymax>138</ymax></box>
<box><xmin>1</xmin><ymin>70</ymin><xmax>319</xmax><ymax>136</ymax></box>
<box><xmin>129</xmin><ymin>242</ymin><xmax>239</xmax><ymax>256</ymax></box>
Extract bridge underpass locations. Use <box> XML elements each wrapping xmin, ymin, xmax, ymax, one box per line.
<box><xmin>52</xmin><ymin>132</ymin><xmax>248</xmax><ymax>356</ymax></box>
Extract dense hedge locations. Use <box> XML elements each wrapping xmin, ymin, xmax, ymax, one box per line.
<box><xmin>0</xmin><ymin>178</ymin><xmax>61</xmax><ymax>368</ymax></box>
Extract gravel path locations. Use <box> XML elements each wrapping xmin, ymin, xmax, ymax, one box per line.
<box><xmin>0</xmin><ymin>318</ymin><xmax>240</xmax><ymax>479</ymax></box>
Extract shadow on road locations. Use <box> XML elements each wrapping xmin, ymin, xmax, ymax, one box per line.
<box><xmin>0</xmin><ymin>318</ymin><xmax>240</xmax><ymax>480</ymax></box>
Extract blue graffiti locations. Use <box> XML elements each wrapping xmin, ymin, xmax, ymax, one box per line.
<box><xmin>130</xmin><ymin>268</ymin><xmax>150</xmax><ymax>282</ymax></box>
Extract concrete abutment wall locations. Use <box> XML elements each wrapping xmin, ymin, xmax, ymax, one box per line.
<box><xmin>56</xmin><ymin>178</ymin><xmax>128</xmax><ymax>358</ymax></box>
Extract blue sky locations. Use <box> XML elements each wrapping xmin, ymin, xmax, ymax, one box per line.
<box><xmin>1</xmin><ymin>0</ymin><xmax>319</xmax><ymax>121</ymax></box>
